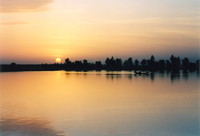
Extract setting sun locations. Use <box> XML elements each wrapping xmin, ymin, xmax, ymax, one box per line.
<box><xmin>55</xmin><ymin>58</ymin><xmax>61</xmax><ymax>63</ymax></box>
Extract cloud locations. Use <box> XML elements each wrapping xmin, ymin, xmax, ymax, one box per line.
<box><xmin>0</xmin><ymin>0</ymin><xmax>53</xmax><ymax>13</ymax></box>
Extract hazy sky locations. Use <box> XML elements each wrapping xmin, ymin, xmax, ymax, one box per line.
<box><xmin>0</xmin><ymin>0</ymin><xmax>199</xmax><ymax>64</ymax></box>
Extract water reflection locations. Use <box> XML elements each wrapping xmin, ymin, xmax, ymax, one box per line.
<box><xmin>64</xmin><ymin>71</ymin><xmax>199</xmax><ymax>83</ymax></box>
<box><xmin>0</xmin><ymin>117</ymin><xmax>64</xmax><ymax>136</ymax></box>
<box><xmin>182</xmin><ymin>70</ymin><xmax>189</xmax><ymax>81</ymax></box>
<box><xmin>124</xmin><ymin>74</ymin><xmax>133</xmax><ymax>80</ymax></box>
<box><xmin>106</xmin><ymin>74</ymin><xmax>122</xmax><ymax>80</ymax></box>
<box><xmin>0</xmin><ymin>71</ymin><xmax>199</xmax><ymax>136</ymax></box>
<box><xmin>170</xmin><ymin>71</ymin><xmax>181</xmax><ymax>83</ymax></box>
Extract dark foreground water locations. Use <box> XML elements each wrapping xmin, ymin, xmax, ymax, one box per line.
<box><xmin>0</xmin><ymin>71</ymin><xmax>199</xmax><ymax>136</ymax></box>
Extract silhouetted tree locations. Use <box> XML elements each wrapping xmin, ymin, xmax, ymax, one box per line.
<box><xmin>65</xmin><ymin>58</ymin><xmax>72</xmax><ymax>70</ymax></box>
<box><xmin>150</xmin><ymin>55</ymin><xmax>155</xmax><ymax>62</ymax></box>
<box><xmin>115</xmin><ymin>58</ymin><xmax>123</xmax><ymax>70</ymax></box>
<box><xmin>135</xmin><ymin>59</ymin><xmax>139</xmax><ymax>66</ymax></box>
<box><xmin>182</xmin><ymin>57</ymin><xmax>189</xmax><ymax>70</ymax></box>
<box><xmin>74</xmin><ymin>61</ymin><xmax>82</xmax><ymax>70</ymax></box>
<box><xmin>105</xmin><ymin>57</ymin><xmax>119</xmax><ymax>70</ymax></box>
<box><xmin>141</xmin><ymin>59</ymin><xmax>147</xmax><ymax>66</ymax></box>
<box><xmin>65</xmin><ymin>58</ymin><xmax>71</xmax><ymax>64</ymax></box>
<box><xmin>10</xmin><ymin>62</ymin><xmax>16</xmax><ymax>66</ymax></box>
<box><xmin>170</xmin><ymin>55</ymin><xmax>181</xmax><ymax>71</ymax></box>
<box><xmin>170</xmin><ymin>55</ymin><xmax>175</xmax><ymax>62</ymax></box>
<box><xmin>105</xmin><ymin>57</ymin><xmax>112</xmax><ymax>70</ymax></box>
<box><xmin>141</xmin><ymin>59</ymin><xmax>147</xmax><ymax>70</ymax></box>
<box><xmin>123</xmin><ymin>57</ymin><xmax>133</xmax><ymax>70</ymax></box>
<box><xmin>82</xmin><ymin>59</ymin><xmax>89</xmax><ymax>70</ymax></box>
<box><xmin>189</xmin><ymin>62</ymin><xmax>196</xmax><ymax>71</ymax></box>
<box><xmin>83</xmin><ymin>59</ymin><xmax>88</xmax><ymax>64</ymax></box>
<box><xmin>166</xmin><ymin>60</ymin><xmax>171</xmax><ymax>70</ymax></box>
<box><xmin>147</xmin><ymin>55</ymin><xmax>156</xmax><ymax>71</ymax></box>
<box><xmin>95</xmin><ymin>61</ymin><xmax>102</xmax><ymax>70</ymax></box>
<box><xmin>127</xmin><ymin>57</ymin><xmax>133</xmax><ymax>69</ymax></box>
<box><xmin>158</xmin><ymin>59</ymin><xmax>165</xmax><ymax>70</ymax></box>
<box><xmin>134</xmin><ymin>59</ymin><xmax>139</xmax><ymax>69</ymax></box>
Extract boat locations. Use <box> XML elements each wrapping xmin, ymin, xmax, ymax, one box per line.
<box><xmin>134</xmin><ymin>71</ymin><xmax>149</xmax><ymax>75</ymax></box>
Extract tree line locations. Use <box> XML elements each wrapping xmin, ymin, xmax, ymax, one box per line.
<box><xmin>1</xmin><ymin>55</ymin><xmax>199</xmax><ymax>72</ymax></box>
<box><xmin>61</xmin><ymin>55</ymin><xmax>199</xmax><ymax>71</ymax></box>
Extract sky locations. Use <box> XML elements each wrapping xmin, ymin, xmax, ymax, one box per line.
<box><xmin>0</xmin><ymin>0</ymin><xmax>199</xmax><ymax>64</ymax></box>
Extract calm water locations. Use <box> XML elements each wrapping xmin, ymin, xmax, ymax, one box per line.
<box><xmin>0</xmin><ymin>71</ymin><xmax>199</xmax><ymax>136</ymax></box>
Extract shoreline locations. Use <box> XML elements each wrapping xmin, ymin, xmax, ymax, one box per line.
<box><xmin>0</xmin><ymin>64</ymin><xmax>199</xmax><ymax>72</ymax></box>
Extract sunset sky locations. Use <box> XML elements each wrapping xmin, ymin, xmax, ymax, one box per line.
<box><xmin>0</xmin><ymin>0</ymin><xmax>199</xmax><ymax>64</ymax></box>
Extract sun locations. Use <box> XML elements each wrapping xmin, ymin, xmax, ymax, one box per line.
<box><xmin>55</xmin><ymin>58</ymin><xmax>61</xmax><ymax>63</ymax></box>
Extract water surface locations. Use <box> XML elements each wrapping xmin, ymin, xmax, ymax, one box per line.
<box><xmin>0</xmin><ymin>71</ymin><xmax>199</xmax><ymax>136</ymax></box>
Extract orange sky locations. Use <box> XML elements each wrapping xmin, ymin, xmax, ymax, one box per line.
<box><xmin>0</xmin><ymin>0</ymin><xmax>199</xmax><ymax>64</ymax></box>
